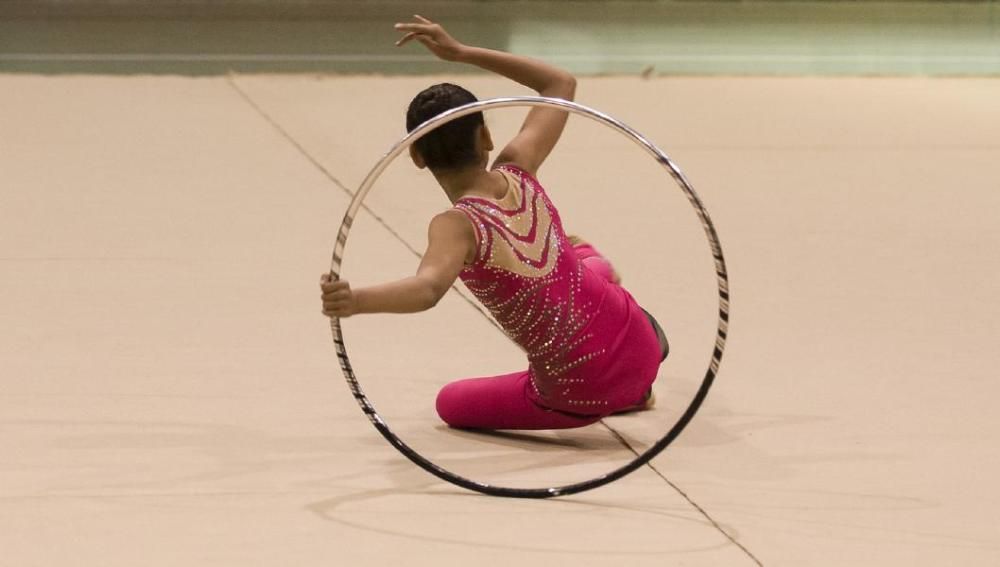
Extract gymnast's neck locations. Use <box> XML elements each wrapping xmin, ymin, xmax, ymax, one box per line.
<box><xmin>432</xmin><ymin>161</ymin><xmax>506</xmax><ymax>204</ymax></box>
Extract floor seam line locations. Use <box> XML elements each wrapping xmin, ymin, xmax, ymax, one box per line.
<box><xmin>598</xmin><ymin>422</ymin><xmax>764</xmax><ymax>566</ymax></box>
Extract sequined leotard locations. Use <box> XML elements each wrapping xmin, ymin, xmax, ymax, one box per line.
<box><xmin>435</xmin><ymin>164</ymin><xmax>662</xmax><ymax>429</ymax></box>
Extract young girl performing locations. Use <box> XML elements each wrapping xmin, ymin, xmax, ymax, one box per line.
<box><xmin>321</xmin><ymin>16</ymin><xmax>668</xmax><ymax>430</ymax></box>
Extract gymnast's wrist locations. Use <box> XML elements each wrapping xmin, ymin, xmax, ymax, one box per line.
<box><xmin>352</xmin><ymin>288</ymin><xmax>371</xmax><ymax>315</ymax></box>
<box><xmin>458</xmin><ymin>45</ymin><xmax>506</xmax><ymax>67</ymax></box>
<box><xmin>451</xmin><ymin>44</ymin><xmax>476</xmax><ymax>64</ymax></box>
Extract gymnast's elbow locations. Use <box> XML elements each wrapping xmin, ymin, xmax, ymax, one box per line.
<box><xmin>416</xmin><ymin>279</ymin><xmax>448</xmax><ymax>312</ymax></box>
<box><xmin>545</xmin><ymin>74</ymin><xmax>576</xmax><ymax>101</ymax></box>
<box><xmin>562</xmin><ymin>75</ymin><xmax>577</xmax><ymax>100</ymax></box>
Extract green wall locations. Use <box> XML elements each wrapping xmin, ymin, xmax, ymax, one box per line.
<box><xmin>2</xmin><ymin>1</ymin><xmax>998</xmax><ymax>75</ymax></box>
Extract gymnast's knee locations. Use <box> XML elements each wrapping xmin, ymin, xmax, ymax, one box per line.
<box><xmin>435</xmin><ymin>381</ymin><xmax>467</xmax><ymax>427</ymax></box>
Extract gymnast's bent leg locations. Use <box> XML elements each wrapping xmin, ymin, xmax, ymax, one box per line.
<box><xmin>436</xmin><ymin>371</ymin><xmax>601</xmax><ymax>430</ymax></box>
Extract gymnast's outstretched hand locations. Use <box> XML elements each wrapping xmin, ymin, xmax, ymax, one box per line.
<box><xmin>394</xmin><ymin>15</ymin><xmax>466</xmax><ymax>61</ymax></box>
<box><xmin>320</xmin><ymin>274</ymin><xmax>358</xmax><ymax>318</ymax></box>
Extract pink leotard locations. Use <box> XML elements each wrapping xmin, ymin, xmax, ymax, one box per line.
<box><xmin>436</xmin><ymin>164</ymin><xmax>662</xmax><ymax>429</ymax></box>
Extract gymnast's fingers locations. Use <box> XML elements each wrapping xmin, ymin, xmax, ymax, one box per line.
<box><xmin>323</xmin><ymin>296</ymin><xmax>349</xmax><ymax>310</ymax></box>
<box><xmin>321</xmin><ymin>279</ymin><xmax>349</xmax><ymax>293</ymax></box>
<box><xmin>395</xmin><ymin>31</ymin><xmax>419</xmax><ymax>47</ymax></box>
<box><xmin>321</xmin><ymin>292</ymin><xmax>350</xmax><ymax>308</ymax></box>
<box><xmin>322</xmin><ymin>303</ymin><xmax>352</xmax><ymax>318</ymax></box>
<box><xmin>394</xmin><ymin>23</ymin><xmax>431</xmax><ymax>34</ymax></box>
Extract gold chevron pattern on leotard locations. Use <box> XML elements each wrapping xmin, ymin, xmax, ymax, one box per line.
<box><xmin>455</xmin><ymin>169</ymin><xmax>559</xmax><ymax>279</ymax></box>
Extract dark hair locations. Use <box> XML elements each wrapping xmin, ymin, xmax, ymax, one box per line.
<box><xmin>406</xmin><ymin>83</ymin><xmax>485</xmax><ymax>170</ymax></box>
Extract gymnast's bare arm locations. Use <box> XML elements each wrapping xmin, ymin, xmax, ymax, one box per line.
<box><xmin>321</xmin><ymin>210</ymin><xmax>474</xmax><ymax>318</ymax></box>
<box><xmin>394</xmin><ymin>15</ymin><xmax>576</xmax><ymax>176</ymax></box>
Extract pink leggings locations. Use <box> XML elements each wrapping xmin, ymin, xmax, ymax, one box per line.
<box><xmin>435</xmin><ymin>242</ymin><xmax>635</xmax><ymax>430</ymax></box>
<box><xmin>436</xmin><ymin>370</ymin><xmax>603</xmax><ymax>430</ymax></box>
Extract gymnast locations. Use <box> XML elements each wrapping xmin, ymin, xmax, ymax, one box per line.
<box><xmin>321</xmin><ymin>16</ymin><xmax>669</xmax><ymax>430</ymax></box>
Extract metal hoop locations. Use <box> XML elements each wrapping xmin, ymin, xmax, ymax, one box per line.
<box><xmin>328</xmin><ymin>96</ymin><xmax>729</xmax><ymax>498</ymax></box>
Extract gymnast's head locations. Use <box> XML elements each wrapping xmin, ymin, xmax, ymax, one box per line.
<box><xmin>406</xmin><ymin>83</ymin><xmax>492</xmax><ymax>174</ymax></box>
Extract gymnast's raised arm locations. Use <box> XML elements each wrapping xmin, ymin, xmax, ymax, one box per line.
<box><xmin>394</xmin><ymin>15</ymin><xmax>576</xmax><ymax>176</ymax></box>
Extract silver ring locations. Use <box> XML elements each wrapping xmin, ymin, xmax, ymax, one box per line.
<box><xmin>328</xmin><ymin>96</ymin><xmax>729</xmax><ymax>498</ymax></box>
